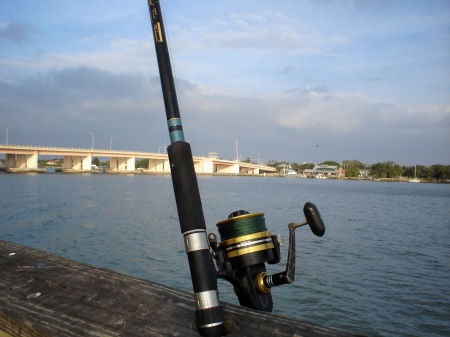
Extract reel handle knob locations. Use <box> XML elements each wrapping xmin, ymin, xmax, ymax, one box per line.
<box><xmin>303</xmin><ymin>202</ymin><xmax>325</xmax><ymax>237</ymax></box>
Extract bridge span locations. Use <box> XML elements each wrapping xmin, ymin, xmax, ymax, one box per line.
<box><xmin>0</xmin><ymin>145</ymin><xmax>277</xmax><ymax>175</ymax></box>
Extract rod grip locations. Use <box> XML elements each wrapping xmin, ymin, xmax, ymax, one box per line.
<box><xmin>168</xmin><ymin>142</ymin><xmax>206</xmax><ymax>233</ymax></box>
<box><xmin>169</xmin><ymin>142</ymin><xmax>224</xmax><ymax>336</ymax></box>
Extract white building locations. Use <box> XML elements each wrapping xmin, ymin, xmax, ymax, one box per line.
<box><xmin>304</xmin><ymin>164</ymin><xmax>341</xmax><ymax>178</ymax></box>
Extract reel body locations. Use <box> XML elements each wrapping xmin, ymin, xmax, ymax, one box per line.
<box><xmin>209</xmin><ymin>203</ymin><xmax>325</xmax><ymax>312</ymax></box>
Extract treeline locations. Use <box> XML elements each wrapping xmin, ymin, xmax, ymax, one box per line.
<box><xmin>342</xmin><ymin>160</ymin><xmax>450</xmax><ymax>181</ymax></box>
<box><xmin>369</xmin><ymin>162</ymin><xmax>449</xmax><ymax>180</ymax></box>
<box><xmin>37</xmin><ymin>157</ymin><xmax>449</xmax><ymax>181</ymax></box>
<box><xmin>267</xmin><ymin>160</ymin><xmax>450</xmax><ymax>181</ymax></box>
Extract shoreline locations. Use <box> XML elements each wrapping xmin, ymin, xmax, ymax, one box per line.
<box><xmin>1</xmin><ymin>167</ymin><xmax>448</xmax><ymax>183</ymax></box>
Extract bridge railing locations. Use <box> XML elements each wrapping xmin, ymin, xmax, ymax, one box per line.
<box><xmin>0</xmin><ymin>144</ymin><xmax>171</xmax><ymax>156</ymax></box>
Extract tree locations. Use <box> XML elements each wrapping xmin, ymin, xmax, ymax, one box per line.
<box><xmin>100</xmin><ymin>160</ymin><xmax>110</xmax><ymax>168</ymax></box>
<box><xmin>345</xmin><ymin>166</ymin><xmax>360</xmax><ymax>177</ymax></box>
<box><xmin>322</xmin><ymin>161</ymin><xmax>340</xmax><ymax>167</ymax></box>
<box><xmin>291</xmin><ymin>162</ymin><xmax>300</xmax><ymax>171</ymax></box>
<box><xmin>370</xmin><ymin>161</ymin><xmax>403</xmax><ymax>178</ymax></box>
<box><xmin>342</xmin><ymin>159</ymin><xmax>364</xmax><ymax>177</ymax></box>
<box><xmin>343</xmin><ymin>160</ymin><xmax>364</xmax><ymax>169</ymax></box>
<box><xmin>430</xmin><ymin>165</ymin><xmax>449</xmax><ymax>181</ymax></box>
<box><xmin>267</xmin><ymin>160</ymin><xmax>281</xmax><ymax>168</ymax></box>
<box><xmin>403</xmin><ymin>166</ymin><xmax>415</xmax><ymax>178</ymax></box>
<box><xmin>135</xmin><ymin>159</ymin><xmax>149</xmax><ymax>169</ymax></box>
<box><xmin>92</xmin><ymin>157</ymin><xmax>100</xmax><ymax>166</ymax></box>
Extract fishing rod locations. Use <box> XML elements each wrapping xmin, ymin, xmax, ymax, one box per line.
<box><xmin>147</xmin><ymin>1</ymin><xmax>224</xmax><ymax>336</ymax></box>
<box><xmin>147</xmin><ymin>0</ymin><xmax>326</xmax><ymax>335</ymax></box>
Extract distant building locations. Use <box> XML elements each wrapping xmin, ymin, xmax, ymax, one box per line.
<box><xmin>359</xmin><ymin>169</ymin><xmax>370</xmax><ymax>178</ymax></box>
<box><xmin>304</xmin><ymin>164</ymin><xmax>341</xmax><ymax>178</ymax></box>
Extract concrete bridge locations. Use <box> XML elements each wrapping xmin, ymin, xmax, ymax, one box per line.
<box><xmin>0</xmin><ymin>144</ymin><xmax>277</xmax><ymax>175</ymax></box>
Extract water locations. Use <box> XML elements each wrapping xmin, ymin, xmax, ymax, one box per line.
<box><xmin>1</xmin><ymin>173</ymin><xmax>449</xmax><ymax>336</ymax></box>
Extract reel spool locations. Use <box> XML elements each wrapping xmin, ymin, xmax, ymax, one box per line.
<box><xmin>209</xmin><ymin>202</ymin><xmax>325</xmax><ymax>312</ymax></box>
<box><xmin>216</xmin><ymin>211</ymin><xmax>279</xmax><ymax>269</ymax></box>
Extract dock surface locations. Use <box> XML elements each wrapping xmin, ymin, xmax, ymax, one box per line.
<box><xmin>0</xmin><ymin>240</ymin><xmax>357</xmax><ymax>336</ymax></box>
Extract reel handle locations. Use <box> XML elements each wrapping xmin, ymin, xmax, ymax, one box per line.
<box><xmin>257</xmin><ymin>202</ymin><xmax>325</xmax><ymax>291</ymax></box>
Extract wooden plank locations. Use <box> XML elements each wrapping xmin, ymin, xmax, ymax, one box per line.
<box><xmin>0</xmin><ymin>240</ymin><xmax>358</xmax><ymax>337</ymax></box>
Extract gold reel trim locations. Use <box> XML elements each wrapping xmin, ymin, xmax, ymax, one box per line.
<box><xmin>255</xmin><ymin>272</ymin><xmax>271</xmax><ymax>294</ymax></box>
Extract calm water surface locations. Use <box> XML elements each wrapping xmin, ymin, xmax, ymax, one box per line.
<box><xmin>1</xmin><ymin>173</ymin><xmax>449</xmax><ymax>336</ymax></box>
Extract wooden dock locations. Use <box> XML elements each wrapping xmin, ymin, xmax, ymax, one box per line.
<box><xmin>0</xmin><ymin>240</ymin><xmax>358</xmax><ymax>337</ymax></box>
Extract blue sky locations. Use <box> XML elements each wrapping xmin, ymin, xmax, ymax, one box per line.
<box><xmin>1</xmin><ymin>0</ymin><xmax>449</xmax><ymax>165</ymax></box>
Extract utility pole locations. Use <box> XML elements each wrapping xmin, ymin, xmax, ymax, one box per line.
<box><xmin>110</xmin><ymin>136</ymin><xmax>116</xmax><ymax>151</ymax></box>
<box><xmin>6</xmin><ymin>126</ymin><xmax>13</xmax><ymax>145</ymax></box>
<box><xmin>87</xmin><ymin>132</ymin><xmax>94</xmax><ymax>150</ymax></box>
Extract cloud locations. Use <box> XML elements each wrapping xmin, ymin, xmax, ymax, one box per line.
<box><xmin>177</xmin><ymin>82</ymin><xmax>450</xmax><ymax>164</ymax></box>
<box><xmin>1</xmin><ymin>61</ymin><xmax>448</xmax><ymax>164</ymax></box>
<box><xmin>276</xmin><ymin>89</ymin><xmax>450</xmax><ymax>135</ymax></box>
<box><xmin>0</xmin><ymin>66</ymin><xmax>167</xmax><ymax>150</ymax></box>
<box><xmin>40</xmin><ymin>38</ymin><xmax>156</xmax><ymax>74</ymax></box>
<box><xmin>172</xmin><ymin>10</ymin><xmax>347</xmax><ymax>55</ymax></box>
<box><xmin>277</xmin><ymin>92</ymin><xmax>368</xmax><ymax>132</ymax></box>
<box><xmin>0</xmin><ymin>22</ymin><xmax>32</xmax><ymax>43</ymax></box>
<box><xmin>1</xmin><ymin>0</ymin><xmax>449</xmax><ymax>165</ymax></box>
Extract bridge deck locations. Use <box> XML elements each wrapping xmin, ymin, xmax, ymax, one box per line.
<box><xmin>0</xmin><ymin>145</ymin><xmax>277</xmax><ymax>174</ymax></box>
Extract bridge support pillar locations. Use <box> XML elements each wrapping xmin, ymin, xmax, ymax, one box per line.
<box><xmin>27</xmin><ymin>152</ymin><xmax>38</xmax><ymax>169</ymax></box>
<box><xmin>214</xmin><ymin>162</ymin><xmax>239</xmax><ymax>174</ymax></box>
<box><xmin>149</xmin><ymin>159</ymin><xmax>170</xmax><ymax>172</ymax></box>
<box><xmin>16</xmin><ymin>155</ymin><xmax>27</xmax><ymax>169</ymax></box>
<box><xmin>199</xmin><ymin>158</ymin><xmax>213</xmax><ymax>174</ymax></box>
<box><xmin>109</xmin><ymin>157</ymin><xmax>135</xmax><ymax>172</ymax></box>
<box><xmin>6</xmin><ymin>154</ymin><xmax>16</xmax><ymax>168</ymax></box>
<box><xmin>118</xmin><ymin>158</ymin><xmax>126</xmax><ymax>171</ymax></box>
<box><xmin>154</xmin><ymin>160</ymin><xmax>164</xmax><ymax>172</ymax></box>
<box><xmin>82</xmin><ymin>155</ymin><xmax>92</xmax><ymax>171</ymax></box>
<box><xmin>72</xmin><ymin>157</ymin><xmax>82</xmax><ymax>170</ymax></box>
<box><xmin>163</xmin><ymin>159</ymin><xmax>170</xmax><ymax>173</ymax></box>
<box><xmin>110</xmin><ymin>157</ymin><xmax>118</xmax><ymax>171</ymax></box>
<box><xmin>148</xmin><ymin>159</ymin><xmax>160</xmax><ymax>172</ymax></box>
<box><xmin>63</xmin><ymin>156</ymin><xmax>72</xmax><ymax>169</ymax></box>
<box><xmin>240</xmin><ymin>167</ymin><xmax>259</xmax><ymax>175</ymax></box>
<box><xmin>69</xmin><ymin>155</ymin><xmax>91</xmax><ymax>171</ymax></box>
<box><xmin>126</xmin><ymin>157</ymin><xmax>135</xmax><ymax>172</ymax></box>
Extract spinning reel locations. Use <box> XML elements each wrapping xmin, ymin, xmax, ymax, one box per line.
<box><xmin>208</xmin><ymin>202</ymin><xmax>325</xmax><ymax>311</ymax></box>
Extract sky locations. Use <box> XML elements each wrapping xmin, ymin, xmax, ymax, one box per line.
<box><xmin>1</xmin><ymin>0</ymin><xmax>449</xmax><ymax>166</ymax></box>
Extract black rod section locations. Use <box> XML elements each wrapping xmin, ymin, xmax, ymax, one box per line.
<box><xmin>147</xmin><ymin>1</ymin><xmax>224</xmax><ymax>336</ymax></box>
